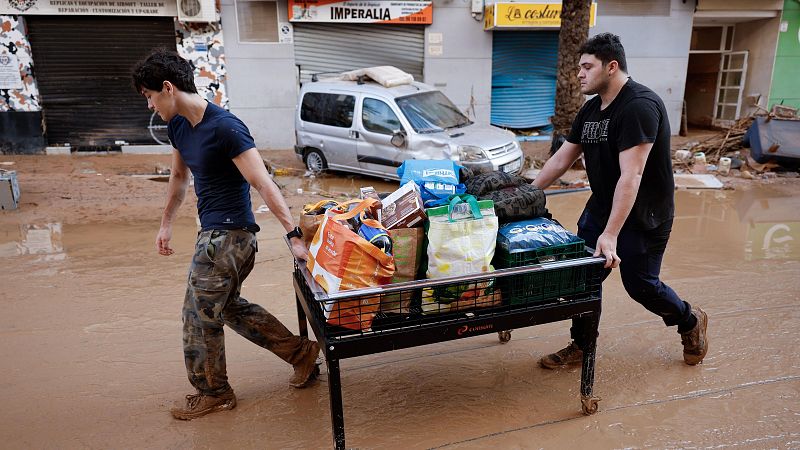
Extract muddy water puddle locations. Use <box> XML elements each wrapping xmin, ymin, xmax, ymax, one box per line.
<box><xmin>1</xmin><ymin>186</ymin><xmax>798</xmax><ymax>448</ymax></box>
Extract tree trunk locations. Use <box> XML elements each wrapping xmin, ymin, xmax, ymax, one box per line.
<box><xmin>551</xmin><ymin>0</ymin><xmax>592</xmax><ymax>151</ymax></box>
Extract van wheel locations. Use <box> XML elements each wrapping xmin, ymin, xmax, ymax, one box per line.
<box><xmin>304</xmin><ymin>149</ymin><xmax>328</xmax><ymax>174</ymax></box>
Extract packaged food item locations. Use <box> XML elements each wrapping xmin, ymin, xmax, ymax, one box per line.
<box><xmin>380</xmin><ymin>181</ymin><xmax>427</xmax><ymax>229</ymax></box>
<box><xmin>357</xmin><ymin>222</ymin><xmax>393</xmax><ymax>255</ymax></box>
<box><xmin>497</xmin><ymin>217</ymin><xmax>582</xmax><ymax>254</ymax></box>
<box><xmin>359</xmin><ymin>186</ymin><xmax>380</xmax><ymax>201</ymax></box>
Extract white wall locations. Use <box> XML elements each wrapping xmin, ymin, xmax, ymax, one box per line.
<box><xmin>221</xmin><ymin>0</ymin><xmax>298</xmax><ymax>149</ymax></box>
<box><xmin>423</xmin><ymin>0</ymin><xmax>494</xmax><ymax>125</ymax></box>
<box><xmin>592</xmin><ymin>0</ymin><xmax>694</xmax><ymax>134</ymax></box>
<box><xmin>733</xmin><ymin>17</ymin><xmax>781</xmax><ymax>116</ymax></box>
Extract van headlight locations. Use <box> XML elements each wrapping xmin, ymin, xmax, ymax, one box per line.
<box><xmin>457</xmin><ymin>145</ymin><xmax>487</xmax><ymax>161</ymax></box>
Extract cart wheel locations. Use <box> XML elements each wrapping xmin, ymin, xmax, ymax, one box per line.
<box><xmin>498</xmin><ymin>330</ymin><xmax>512</xmax><ymax>343</ymax></box>
<box><xmin>581</xmin><ymin>395</ymin><xmax>600</xmax><ymax>415</ymax></box>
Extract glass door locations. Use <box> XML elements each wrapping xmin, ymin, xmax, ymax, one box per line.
<box><xmin>712</xmin><ymin>50</ymin><xmax>748</xmax><ymax>127</ymax></box>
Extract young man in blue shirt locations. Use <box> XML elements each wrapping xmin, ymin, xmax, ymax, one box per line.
<box><xmin>533</xmin><ymin>33</ymin><xmax>708</xmax><ymax>369</ymax></box>
<box><xmin>133</xmin><ymin>49</ymin><xmax>319</xmax><ymax>420</ymax></box>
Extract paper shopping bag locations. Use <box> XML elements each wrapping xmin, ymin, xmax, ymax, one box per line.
<box><xmin>380</xmin><ymin>227</ymin><xmax>425</xmax><ymax>314</ymax></box>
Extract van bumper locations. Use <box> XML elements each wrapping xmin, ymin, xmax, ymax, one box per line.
<box><xmin>294</xmin><ymin>145</ymin><xmax>304</xmax><ymax>161</ymax></box>
<box><xmin>462</xmin><ymin>153</ymin><xmax>523</xmax><ymax>175</ymax></box>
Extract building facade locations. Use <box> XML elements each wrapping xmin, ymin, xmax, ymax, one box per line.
<box><xmin>0</xmin><ymin>0</ymin><xmax>788</xmax><ymax>153</ymax></box>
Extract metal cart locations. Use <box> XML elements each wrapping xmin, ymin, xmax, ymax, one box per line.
<box><xmin>293</xmin><ymin>250</ymin><xmax>605</xmax><ymax>449</ymax></box>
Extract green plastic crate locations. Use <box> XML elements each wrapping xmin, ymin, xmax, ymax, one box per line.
<box><xmin>494</xmin><ymin>241</ymin><xmax>588</xmax><ymax>306</ymax></box>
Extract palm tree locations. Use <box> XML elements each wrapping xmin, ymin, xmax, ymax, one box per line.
<box><xmin>550</xmin><ymin>0</ymin><xmax>592</xmax><ymax>153</ymax></box>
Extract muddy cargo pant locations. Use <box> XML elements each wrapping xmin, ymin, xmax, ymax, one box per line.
<box><xmin>571</xmin><ymin>210</ymin><xmax>694</xmax><ymax>347</ymax></box>
<box><xmin>182</xmin><ymin>229</ymin><xmax>314</xmax><ymax>396</ymax></box>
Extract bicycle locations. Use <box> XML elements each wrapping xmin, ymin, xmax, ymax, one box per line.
<box><xmin>148</xmin><ymin>111</ymin><xmax>170</xmax><ymax>145</ymax></box>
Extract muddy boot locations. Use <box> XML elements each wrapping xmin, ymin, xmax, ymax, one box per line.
<box><xmin>289</xmin><ymin>341</ymin><xmax>321</xmax><ymax>388</ymax></box>
<box><xmin>680</xmin><ymin>307</ymin><xmax>708</xmax><ymax>365</ymax></box>
<box><xmin>539</xmin><ymin>341</ymin><xmax>583</xmax><ymax>370</ymax></box>
<box><xmin>170</xmin><ymin>390</ymin><xmax>237</xmax><ymax>420</ymax></box>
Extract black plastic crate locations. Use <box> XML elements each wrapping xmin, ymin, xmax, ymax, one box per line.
<box><xmin>494</xmin><ymin>241</ymin><xmax>588</xmax><ymax>305</ymax></box>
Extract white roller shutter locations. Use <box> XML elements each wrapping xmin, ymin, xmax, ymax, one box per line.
<box><xmin>294</xmin><ymin>23</ymin><xmax>424</xmax><ymax>84</ymax></box>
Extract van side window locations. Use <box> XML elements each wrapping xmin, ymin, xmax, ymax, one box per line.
<box><xmin>301</xmin><ymin>92</ymin><xmax>355</xmax><ymax>128</ymax></box>
<box><xmin>362</xmin><ymin>98</ymin><xmax>402</xmax><ymax>135</ymax></box>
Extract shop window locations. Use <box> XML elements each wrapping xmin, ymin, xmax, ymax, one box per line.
<box><xmin>236</xmin><ymin>0</ymin><xmax>279</xmax><ymax>43</ymax></box>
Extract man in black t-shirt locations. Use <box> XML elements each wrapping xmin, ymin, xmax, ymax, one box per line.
<box><xmin>532</xmin><ymin>33</ymin><xmax>708</xmax><ymax>368</ymax></box>
<box><xmin>133</xmin><ymin>50</ymin><xmax>320</xmax><ymax>420</ymax></box>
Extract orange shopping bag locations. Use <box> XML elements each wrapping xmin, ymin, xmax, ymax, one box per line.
<box><xmin>306</xmin><ymin>198</ymin><xmax>395</xmax><ymax>330</ymax></box>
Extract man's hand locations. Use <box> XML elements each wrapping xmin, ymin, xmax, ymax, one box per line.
<box><xmin>156</xmin><ymin>226</ymin><xmax>174</xmax><ymax>256</ymax></box>
<box><xmin>290</xmin><ymin>237</ymin><xmax>308</xmax><ymax>261</ymax></box>
<box><xmin>594</xmin><ymin>231</ymin><xmax>621</xmax><ymax>269</ymax></box>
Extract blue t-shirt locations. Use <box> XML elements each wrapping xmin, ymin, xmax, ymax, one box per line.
<box><xmin>167</xmin><ymin>102</ymin><xmax>260</xmax><ymax>232</ymax></box>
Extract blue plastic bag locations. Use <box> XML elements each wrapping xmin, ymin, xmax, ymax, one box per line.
<box><xmin>497</xmin><ymin>218</ymin><xmax>582</xmax><ymax>253</ymax></box>
<box><xmin>397</xmin><ymin>160</ymin><xmax>465</xmax><ymax>207</ymax></box>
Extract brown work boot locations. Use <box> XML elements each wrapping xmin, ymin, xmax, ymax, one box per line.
<box><xmin>170</xmin><ymin>390</ymin><xmax>237</xmax><ymax>420</ymax></box>
<box><xmin>539</xmin><ymin>341</ymin><xmax>583</xmax><ymax>370</ymax></box>
<box><xmin>289</xmin><ymin>341</ymin><xmax>320</xmax><ymax>388</ymax></box>
<box><xmin>681</xmin><ymin>307</ymin><xmax>708</xmax><ymax>365</ymax></box>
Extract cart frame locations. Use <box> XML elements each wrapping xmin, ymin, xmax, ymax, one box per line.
<box><xmin>292</xmin><ymin>252</ymin><xmax>605</xmax><ymax>449</ymax></box>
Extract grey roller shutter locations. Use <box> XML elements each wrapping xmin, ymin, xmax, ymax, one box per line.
<box><xmin>294</xmin><ymin>23</ymin><xmax>424</xmax><ymax>84</ymax></box>
<box><xmin>26</xmin><ymin>16</ymin><xmax>176</xmax><ymax>149</ymax></box>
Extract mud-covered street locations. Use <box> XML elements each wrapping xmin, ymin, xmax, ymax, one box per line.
<box><xmin>1</xmin><ymin>152</ymin><xmax>799</xmax><ymax>448</ymax></box>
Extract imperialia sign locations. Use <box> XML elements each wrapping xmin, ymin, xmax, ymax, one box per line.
<box><xmin>288</xmin><ymin>0</ymin><xmax>432</xmax><ymax>24</ymax></box>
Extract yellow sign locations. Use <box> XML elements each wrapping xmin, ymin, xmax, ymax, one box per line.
<box><xmin>484</xmin><ymin>2</ymin><xmax>597</xmax><ymax>30</ymax></box>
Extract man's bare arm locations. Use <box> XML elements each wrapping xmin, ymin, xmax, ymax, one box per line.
<box><xmin>233</xmin><ymin>148</ymin><xmax>308</xmax><ymax>261</ymax></box>
<box><xmin>531</xmin><ymin>141</ymin><xmax>583</xmax><ymax>190</ymax></box>
<box><xmin>157</xmin><ymin>149</ymin><xmax>190</xmax><ymax>256</ymax></box>
<box><xmin>594</xmin><ymin>142</ymin><xmax>653</xmax><ymax>268</ymax></box>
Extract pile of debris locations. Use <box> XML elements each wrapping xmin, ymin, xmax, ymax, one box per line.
<box><xmin>673</xmin><ymin>116</ymin><xmax>753</xmax><ymax>167</ymax></box>
<box><xmin>673</xmin><ymin>105</ymin><xmax>800</xmax><ymax>180</ymax></box>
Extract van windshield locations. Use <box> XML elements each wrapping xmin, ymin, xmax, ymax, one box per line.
<box><xmin>396</xmin><ymin>91</ymin><xmax>472</xmax><ymax>133</ymax></box>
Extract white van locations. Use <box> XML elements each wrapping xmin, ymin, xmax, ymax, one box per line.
<box><xmin>294</xmin><ymin>71</ymin><xmax>523</xmax><ymax>180</ymax></box>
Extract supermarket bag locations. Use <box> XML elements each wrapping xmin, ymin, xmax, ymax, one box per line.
<box><xmin>299</xmin><ymin>199</ymin><xmax>363</xmax><ymax>247</ymax></box>
<box><xmin>380</xmin><ymin>227</ymin><xmax>425</xmax><ymax>315</ymax></box>
<box><xmin>397</xmin><ymin>159</ymin><xmax>466</xmax><ymax>207</ymax></box>
<box><xmin>422</xmin><ymin>194</ymin><xmax>501</xmax><ymax>314</ymax></box>
<box><xmin>307</xmin><ymin>198</ymin><xmax>396</xmax><ymax>330</ymax></box>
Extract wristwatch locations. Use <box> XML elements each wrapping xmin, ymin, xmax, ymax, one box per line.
<box><xmin>286</xmin><ymin>226</ymin><xmax>303</xmax><ymax>240</ymax></box>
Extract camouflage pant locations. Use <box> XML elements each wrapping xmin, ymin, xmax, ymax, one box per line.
<box><xmin>182</xmin><ymin>229</ymin><xmax>314</xmax><ymax>396</ymax></box>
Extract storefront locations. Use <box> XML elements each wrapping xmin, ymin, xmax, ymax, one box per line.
<box><xmin>26</xmin><ymin>15</ymin><xmax>176</xmax><ymax>148</ymax></box>
<box><xmin>484</xmin><ymin>2</ymin><xmax>595</xmax><ymax>132</ymax></box>
<box><xmin>0</xmin><ymin>0</ymin><xmax>229</xmax><ymax>152</ymax></box>
<box><xmin>684</xmin><ymin>0</ymin><xmax>785</xmax><ymax>128</ymax></box>
<box><xmin>289</xmin><ymin>1</ymin><xmax>431</xmax><ymax>83</ymax></box>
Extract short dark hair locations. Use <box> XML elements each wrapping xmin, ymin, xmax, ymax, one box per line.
<box><xmin>132</xmin><ymin>48</ymin><xmax>198</xmax><ymax>94</ymax></box>
<box><xmin>579</xmin><ymin>33</ymin><xmax>627</xmax><ymax>73</ymax></box>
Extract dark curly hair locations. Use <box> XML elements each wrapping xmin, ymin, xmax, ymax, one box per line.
<box><xmin>131</xmin><ymin>48</ymin><xmax>198</xmax><ymax>94</ymax></box>
<box><xmin>579</xmin><ymin>33</ymin><xmax>627</xmax><ymax>73</ymax></box>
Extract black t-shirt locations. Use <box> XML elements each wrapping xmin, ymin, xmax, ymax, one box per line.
<box><xmin>566</xmin><ymin>78</ymin><xmax>674</xmax><ymax>230</ymax></box>
<box><xmin>168</xmin><ymin>102</ymin><xmax>260</xmax><ymax>232</ymax></box>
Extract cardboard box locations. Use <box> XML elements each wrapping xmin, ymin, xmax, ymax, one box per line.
<box><xmin>380</xmin><ymin>181</ymin><xmax>426</xmax><ymax>230</ymax></box>
<box><xmin>0</xmin><ymin>170</ymin><xmax>20</xmax><ymax>211</ymax></box>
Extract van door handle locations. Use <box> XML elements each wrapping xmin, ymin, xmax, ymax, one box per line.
<box><xmin>349</xmin><ymin>130</ymin><xmax>360</xmax><ymax>139</ymax></box>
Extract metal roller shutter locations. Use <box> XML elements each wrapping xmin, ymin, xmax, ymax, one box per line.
<box><xmin>26</xmin><ymin>16</ymin><xmax>176</xmax><ymax>149</ymax></box>
<box><xmin>294</xmin><ymin>23</ymin><xmax>424</xmax><ymax>84</ymax></box>
<box><xmin>491</xmin><ymin>31</ymin><xmax>559</xmax><ymax>130</ymax></box>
